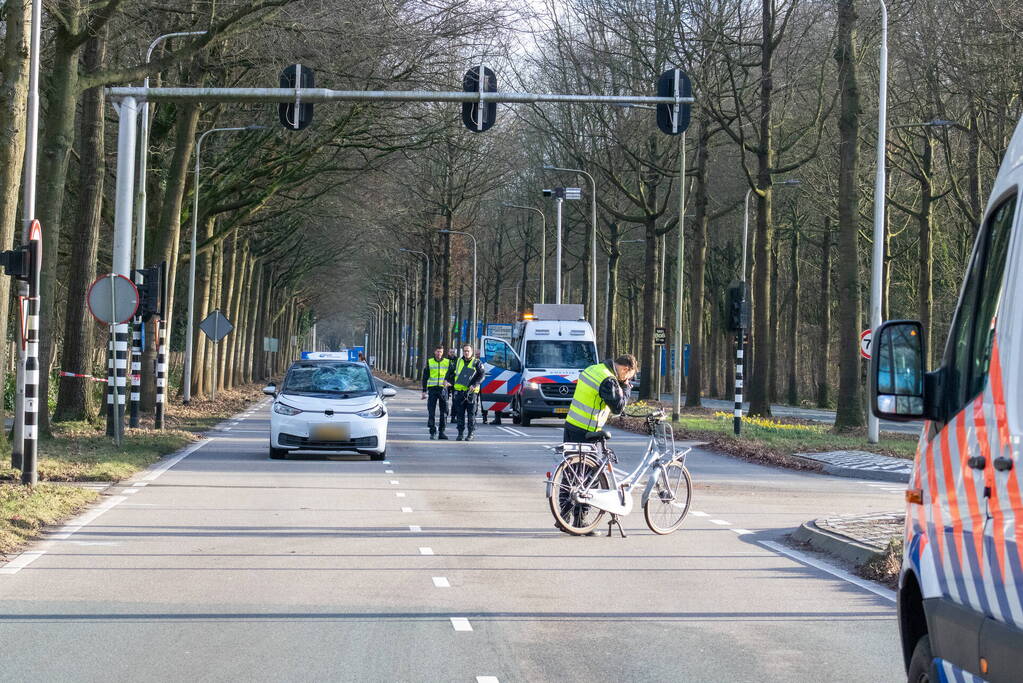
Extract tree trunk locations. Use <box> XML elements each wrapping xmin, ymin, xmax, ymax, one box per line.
<box><xmin>747</xmin><ymin>0</ymin><xmax>776</xmax><ymax>417</ymax></box>
<box><xmin>768</xmin><ymin>238</ymin><xmax>780</xmax><ymax>403</ymax></box>
<box><xmin>833</xmin><ymin>0</ymin><xmax>865</xmax><ymax>430</ymax></box>
<box><xmin>0</xmin><ymin>0</ymin><xmax>32</xmax><ymax>447</ymax></box>
<box><xmin>816</xmin><ymin>217</ymin><xmax>832</xmax><ymax>407</ymax></box>
<box><xmin>219</xmin><ymin>235</ymin><xmax>238</xmax><ymax>390</ymax></box>
<box><xmin>786</xmin><ymin>229</ymin><xmax>800</xmax><ymax>405</ymax></box>
<box><xmin>606</xmin><ymin>222</ymin><xmax>620</xmax><ymax>357</ymax></box>
<box><xmin>54</xmin><ymin>27</ymin><xmax>106</xmax><ymax>423</ymax></box>
<box><xmin>685</xmin><ymin>121</ymin><xmax>710</xmax><ymax>407</ymax></box>
<box><xmin>638</xmin><ymin>219</ymin><xmax>659</xmax><ymax>400</ymax></box>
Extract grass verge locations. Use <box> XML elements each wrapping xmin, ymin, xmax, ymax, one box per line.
<box><xmin>1</xmin><ymin>384</ymin><xmax>262</xmax><ymax>559</ymax></box>
<box><xmin>612</xmin><ymin>402</ymin><xmax>918</xmax><ymax>471</ymax></box>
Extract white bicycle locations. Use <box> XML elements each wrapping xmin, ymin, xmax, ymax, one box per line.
<box><xmin>545</xmin><ymin>409</ymin><xmax>693</xmax><ymax>537</ymax></box>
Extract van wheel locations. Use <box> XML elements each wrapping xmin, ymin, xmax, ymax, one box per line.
<box><xmin>906</xmin><ymin>634</ymin><xmax>933</xmax><ymax>683</ymax></box>
<box><xmin>511</xmin><ymin>399</ymin><xmax>522</xmax><ymax>424</ymax></box>
<box><xmin>269</xmin><ymin>447</ymin><xmax>288</xmax><ymax>460</ymax></box>
<box><xmin>520</xmin><ymin>411</ymin><xmax>532</xmax><ymax>427</ymax></box>
<box><xmin>370</xmin><ymin>451</ymin><xmax>386</xmax><ymax>461</ymax></box>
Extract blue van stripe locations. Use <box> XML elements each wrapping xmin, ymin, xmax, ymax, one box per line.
<box><xmin>985</xmin><ymin>534</ymin><xmax>1014</xmax><ymax>622</ymax></box>
<box><xmin>961</xmin><ymin>529</ymin><xmax>993</xmax><ymax>616</ymax></box>
<box><xmin>926</xmin><ymin>520</ymin><xmax>950</xmax><ymax>595</ymax></box>
<box><xmin>944</xmin><ymin>528</ymin><xmax>971</xmax><ymax>606</ymax></box>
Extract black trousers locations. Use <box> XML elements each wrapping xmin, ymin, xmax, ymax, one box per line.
<box><xmin>426</xmin><ymin>387</ymin><xmax>448</xmax><ymax>434</ymax></box>
<box><xmin>452</xmin><ymin>390</ymin><xmax>478</xmax><ymax>434</ymax></box>
<box><xmin>563</xmin><ymin>422</ymin><xmax>592</xmax><ymax>444</ymax></box>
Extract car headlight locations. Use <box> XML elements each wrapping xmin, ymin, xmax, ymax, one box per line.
<box><xmin>357</xmin><ymin>404</ymin><xmax>386</xmax><ymax>419</ymax></box>
<box><xmin>526</xmin><ymin>381</ymin><xmax>540</xmax><ymax>390</ymax></box>
<box><xmin>273</xmin><ymin>401</ymin><xmax>302</xmax><ymax>416</ymax></box>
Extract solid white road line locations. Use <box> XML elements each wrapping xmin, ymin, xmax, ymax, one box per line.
<box><xmin>450</xmin><ymin>617</ymin><xmax>473</xmax><ymax>631</ymax></box>
<box><xmin>0</xmin><ymin>551</ymin><xmax>46</xmax><ymax>575</ymax></box>
<box><xmin>131</xmin><ymin>482</ymin><xmax>148</xmax><ymax>487</ymax></box>
<box><xmin>139</xmin><ymin>439</ymin><xmax>208</xmax><ymax>482</ymax></box>
<box><xmin>496</xmin><ymin>426</ymin><xmax>519</xmax><ymax>437</ymax></box>
<box><xmin>710</xmin><ymin>519</ymin><xmax>731</xmax><ymax>526</ymax></box>
<box><xmin>51</xmin><ymin>495</ymin><xmax>128</xmax><ymax>540</ymax></box>
<box><xmin>731</xmin><ymin>528</ymin><xmax>753</xmax><ymax>535</ymax></box>
<box><xmin>432</xmin><ymin>577</ymin><xmax>450</xmax><ymax>588</ymax></box>
<box><xmin>476</xmin><ymin>677</ymin><xmax>500</xmax><ymax>683</ymax></box>
<box><xmin>419</xmin><ymin>547</ymin><xmax>434</xmax><ymax>555</ymax></box>
<box><xmin>409</xmin><ymin>525</ymin><xmax>422</xmax><ymax>533</ymax></box>
<box><xmin>759</xmin><ymin>540</ymin><xmax>896</xmax><ymax>602</ymax></box>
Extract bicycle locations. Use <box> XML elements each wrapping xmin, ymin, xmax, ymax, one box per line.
<box><xmin>544</xmin><ymin>408</ymin><xmax>693</xmax><ymax>537</ymax></box>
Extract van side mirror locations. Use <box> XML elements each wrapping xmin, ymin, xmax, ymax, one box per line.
<box><xmin>262</xmin><ymin>383</ymin><xmax>277</xmax><ymax>396</ymax></box>
<box><xmin>871</xmin><ymin>320</ymin><xmax>925</xmax><ymax>421</ymax></box>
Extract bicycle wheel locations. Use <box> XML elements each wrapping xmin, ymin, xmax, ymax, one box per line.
<box><xmin>643</xmin><ymin>459</ymin><xmax>692</xmax><ymax>534</ymax></box>
<box><xmin>549</xmin><ymin>454</ymin><xmax>609</xmax><ymax>535</ymax></box>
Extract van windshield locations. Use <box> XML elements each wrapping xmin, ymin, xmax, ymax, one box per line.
<box><xmin>525</xmin><ymin>340</ymin><xmax>596</xmax><ymax>369</ymax></box>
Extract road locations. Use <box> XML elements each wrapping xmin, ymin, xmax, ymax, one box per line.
<box><xmin>658</xmin><ymin>394</ymin><xmax>924</xmax><ymax>435</ymax></box>
<box><xmin>0</xmin><ymin>388</ymin><xmax>905</xmax><ymax>681</ymax></box>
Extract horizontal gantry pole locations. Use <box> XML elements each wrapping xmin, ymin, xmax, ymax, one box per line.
<box><xmin>105</xmin><ymin>87</ymin><xmax>694</xmax><ymax>106</ymax></box>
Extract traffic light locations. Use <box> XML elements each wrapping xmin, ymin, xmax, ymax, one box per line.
<box><xmin>462</xmin><ymin>65</ymin><xmax>497</xmax><ymax>132</ymax></box>
<box><xmin>656</xmin><ymin>68</ymin><xmax>692</xmax><ymax>135</ymax></box>
<box><xmin>279</xmin><ymin>64</ymin><xmax>314</xmax><ymax>130</ymax></box>
<box><xmin>134</xmin><ymin>263</ymin><xmax>164</xmax><ymax>320</ymax></box>
<box><xmin>727</xmin><ymin>281</ymin><xmax>749</xmax><ymax>331</ymax></box>
<box><xmin>0</xmin><ymin>243</ymin><xmax>33</xmax><ymax>282</ymax></box>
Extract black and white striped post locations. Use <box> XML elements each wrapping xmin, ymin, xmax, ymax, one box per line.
<box><xmin>129</xmin><ymin>314</ymin><xmax>142</xmax><ymax>427</ymax></box>
<box><xmin>733</xmin><ymin>329</ymin><xmax>744</xmax><ymax>435</ymax></box>
<box><xmin>155</xmin><ymin>318</ymin><xmax>166</xmax><ymax>429</ymax></box>
<box><xmin>22</xmin><ymin>220</ymin><xmax>42</xmax><ymax>485</ymax></box>
<box><xmin>107</xmin><ymin>323</ymin><xmax>129</xmax><ymax>440</ymax></box>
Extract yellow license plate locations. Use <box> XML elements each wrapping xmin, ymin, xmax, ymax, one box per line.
<box><xmin>311</xmin><ymin>423</ymin><xmax>350</xmax><ymax>441</ymax></box>
<box><xmin>554</xmin><ymin>407</ymin><xmax>569</xmax><ymax>415</ymax></box>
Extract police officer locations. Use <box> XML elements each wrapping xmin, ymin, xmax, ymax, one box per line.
<box><xmin>563</xmin><ymin>354</ymin><xmax>637</xmax><ymax>443</ymax></box>
<box><xmin>448</xmin><ymin>348</ymin><xmax>459</xmax><ymax>425</ymax></box>
<box><xmin>420</xmin><ymin>345</ymin><xmax>450</xmax><ymax>440</ymax></box>
<box><xmin>446</xmin><ymin>343</ymin><xmax>485</xmax><ymax>441</ymax></box>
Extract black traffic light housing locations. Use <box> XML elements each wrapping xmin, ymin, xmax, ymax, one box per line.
<box><xmin>726</xmin><ymin>281</ymin><xmax>750</xmax><ymax>331</ymax></box>
<box><xmin>0</xmin><ymin>243</ymin><xmax>34</xmax><ymax>282</ymax></box>
<box><xmin>134</xmin><ymin>262</ymin><xmax>165</xmax><ymax>320</ymax></box>
<box><xmin>462</xmin><ymin>65</ymin><xmax>497</xmax><ymax>133</ymax></box>
<box><xmin>656</xmin><ymin>68</ymin><xmax>692</xmax><ymax>135</ymax></box>
<box><xmin>279</xmin><ymin>64</ymin><xmax>314</xmax><ymax>130</ymax></box>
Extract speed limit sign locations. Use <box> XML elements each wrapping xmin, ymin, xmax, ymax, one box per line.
<box><xmin>860</xmin><ymin>329</ymin><xmax>872</xmax><ymax>360</ymax></box>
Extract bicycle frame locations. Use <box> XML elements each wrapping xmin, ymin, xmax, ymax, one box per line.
<box><xmin>548</xmin><ymin>420</ymin><xmax>690</xmax><ymax>516</ymax></box>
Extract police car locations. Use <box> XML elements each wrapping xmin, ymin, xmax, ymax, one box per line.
<box><xmin>265</xmin><ymin>353</ymin><xmax>395</xmax><ymax>460</ymax></box>
<box><xmin>871</xmin><ymin>115</ymin><xmax>1023</xmax><ymax>681</ymax></box>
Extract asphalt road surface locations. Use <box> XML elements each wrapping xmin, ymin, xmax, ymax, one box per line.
<box><xmin>0</xmin><ymin>388</ymin><xmax>905</xmax><ymax>681</ymax></box>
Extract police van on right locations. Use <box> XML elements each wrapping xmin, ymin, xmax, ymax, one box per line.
<box><xmin>870</xmin><ymin>115</ymin><xmax>1023</xmax><ymax>682</ymax></box>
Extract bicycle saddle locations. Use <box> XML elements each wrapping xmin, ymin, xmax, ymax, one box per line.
<box><xmin>583</xmin><ymin>429</ymin><xmax>612</xmax><ymax>443</ymax></box>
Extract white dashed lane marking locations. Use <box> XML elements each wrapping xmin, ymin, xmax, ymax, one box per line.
<box><xmin>690</xmin><ymin>511</ymin><xmax>708</xmax><ymax>517</ymax></box>
<box><xmin>432</xmin><ymin>577</ymin><xmax>450</xmax><ymax>588</ymax></box>
<box><xmin>710</xmin><ymin>519</ymin><xmax>731</xmax><ymax>526</ymax></box>
<box><xmin>409</xmin><ymin>525</ymin><xmax>422</xmax><ymax>533</ymax></box>
<box><xmin>477</xmin><ymin>677</ymin><xmax>500</xmax><ymax>683</ymax></box>
<box><xmin>401</xmin><ymin>507</ymin><xmax>413</xmax><ymax>513</ymax></box>
<box><xmin>396</xmin><ymin>492</ymin><xmax>406</xmax><ymax>498</ymax></box>
<box><xmin>450</xmin><ymin>617</ymin><xmax>473</xmax><ymax>632</ymax></box>
<box><xmin>731</xmin><ymin>528</ymin><xmax>753</xmax><ymax>535</ymax></box>
<box><xmin>390</xmin><ymin>480</ymin><xmax>399</xmax><ymax>485</ymax></box>
<box><xmin>419</xmin><ymin>547</ymin><xmax>434</xmax><ymax>555</ymax></box>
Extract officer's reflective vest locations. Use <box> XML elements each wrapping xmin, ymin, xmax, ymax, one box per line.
<box><xmin>565</xmin><ymin>362</ymin><xmax>616</xmax><ymax>432</ymax></box>
<box><xmin>453</xmin><ymin>357</ymin><xmax>478</xmax><ymax>391</ymax></box>
<box><xmin>426</xmin><ymin>358</ymin><xmax>449</xmax><ymax>388</ymax></box>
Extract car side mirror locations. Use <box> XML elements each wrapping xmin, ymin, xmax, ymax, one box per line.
<box><xmin>871</xmin><ymin>320</ymin><xmax>925</xmax><ymax>421</ymax></box>
<box><xmin>511</xmin><ymin>358</ymin><xmax>522</xmax><ymax>373</ymax></box>
<box><xmin>262</xmin><ymin>384</ymin><xmax>277</xmax><ymax>396</ymax></box>
<box><xmin>381</xmin><ymin>387</ymin><xmax>397</xmax><ymax>398</ymax></box>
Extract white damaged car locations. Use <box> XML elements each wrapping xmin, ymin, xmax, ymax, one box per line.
<box><xmin>265</xmin><ymin>359</ymin><xmax>395</xmax><ymax>460</ymax></box>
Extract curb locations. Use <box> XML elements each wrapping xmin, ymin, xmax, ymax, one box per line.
<box><xmin>790</xmin><ymin>457</ymin><xmax>910</xmax><ymax>483</ymax></box>
<box><xmin>791</xmin><ymin>520</ymin><xmax>884</xmax><ymax>566</ymax></box>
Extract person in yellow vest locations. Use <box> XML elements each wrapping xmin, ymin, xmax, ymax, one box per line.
<box><xmin>420</xmin><ymin>345</ymin><xmax>451</xmax><ymax>440</ymax></box>
<box><xmin>445</xmin><ymin>343</ymin><xmax>485</xmax><ymax>441</ymax></box>
<box><xmin>563</xmin><ymin>354</ymin><xmax>638</xmax><ymax>443</ymax></box>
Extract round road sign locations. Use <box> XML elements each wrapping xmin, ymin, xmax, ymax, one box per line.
<box><xmin>860</xmin><ymin>328</ymin><xmax>872</xmax><ymax>360</ymax></box>
<box><xmin>87</xmin><ymin>273</ymin><xmax>139</xmax><ymax>325</ymax></box>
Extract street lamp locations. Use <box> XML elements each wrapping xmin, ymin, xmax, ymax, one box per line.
<box><xmin>541</xmin><ymin>187</ymin><xmax>581</xmax><ymax>304</ymax></box>
<box><xmin>438</xmin><ymin>229</ymin><xmax>478</xmax><ymax>346</ymax></box>
<box><xmin>868</xmin><ymin>0</ymin><xmax>889</xmax><ymax>443</ymax></box>
<box><xmin>182</xmin><ymin>124</ymin><xmax>265</xmax><ymax>404</ymax></box>
<box><xmin>399</xmin><ymin>248</ymin><xmax>430</xmax><ymax>361</ymax></box>
<box><xmin>502</xmin><ymin>203</ymin><xmax>546</xmax><ymax>304</ymax></box>
<box><xmin>544</xmin><ymin>166</ymin><xmax>597</xmax><ymax>334</ymax></box>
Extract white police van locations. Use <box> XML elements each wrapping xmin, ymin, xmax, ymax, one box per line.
<box><xmin>479</xmin><ymin>304</ymin><xmax>598</xmax><ymax>427</ymax></box>
<box><xmin>870</xmin><ymin>116</ymin><xmax>1023</xmax><ymax>681</ymax></box>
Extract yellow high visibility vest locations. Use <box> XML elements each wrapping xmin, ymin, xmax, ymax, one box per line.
<box><xmin>453</xmin><ymin>357</ymin><xmax>477</xmax><ymax>391</ymax></box>
<box><xmin>564</xmin><ymin>362</ymin><xmax>616</xmax><ymax>432</ymax></box>
<box><xmin>427</xmin><ymin>358</ymin><xmax>449</xmax><ymax>388</ymax></box>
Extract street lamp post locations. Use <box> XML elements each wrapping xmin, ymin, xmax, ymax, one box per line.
<box><xmin>438</xmin><ymin>229</ymin><xmax>478</xmax><ymax>347</ymax></box>
<box><xmin>400</xmin><ymin>248</ymin><xmax>430</xmax><ymax>364</ymax></box>
<box><xmin>182</xmin><ymin>124</ymin><xmax>264</xmax><ymax>404</ymax></box>
<box><xmin>868</xmin><ymin>0</ymin><xmax>889</xmax><ymax>443</ymax></box>
<box><xmin>502</xmin><ymin>204</ymin><xmax>546</xmax><ymax>304</ymax></box>
<box><xmin>541</xmin><ymin>187</ymin><xmax>581</xmax><ymax>305</ymax></box>
<box><xmin>544</xmin><ymin>166</ymin><xmax>598</xmax><ymax>342</ymax></box>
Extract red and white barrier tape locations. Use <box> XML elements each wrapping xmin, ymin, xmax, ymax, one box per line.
<box><xmin>58</xmin><ymin>371</ymin><xmax>109</xmax><ymax>383</ymax></box>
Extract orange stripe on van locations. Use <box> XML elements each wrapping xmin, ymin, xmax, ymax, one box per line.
<box><xmin>957</xmin><ymin>410</ymin><xmax>985</xmax><ymax>576</ymax></box>
<box><xmin>974</xmin><ymin>398</ymin><xmax>1006</xmax><ymax>576</ymax></box>
<box><xmin>940</xmin><ymin>426</ymin><xmax>964</xmax><ymax>571</ymax></box>
<box><xmin>988</xmin><ymin>340</ymin><xmax>1023</xmax><ymax>572</ymax></box>
<box><xmin>925</xmin><ymin>440</ymin><xmax>944</xmax><ymax>560</ymax></box>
